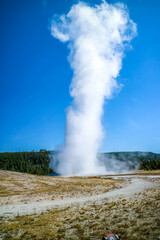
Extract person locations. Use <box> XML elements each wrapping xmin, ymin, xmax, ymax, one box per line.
<box><xmin>102</xmin><ymin>233</ymin><xmax>121</xmax><ymax>240</ymax></box>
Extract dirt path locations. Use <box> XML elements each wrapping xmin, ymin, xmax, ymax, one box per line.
<box><xmin>0</xmin><ymin>177</ymin><xmax>158</xmax><ymax>218</ymax></box>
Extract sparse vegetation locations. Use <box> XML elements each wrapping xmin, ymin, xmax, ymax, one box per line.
<box><xmin>0</xmin><ymin>181</ymin><xmax>159</xmax><ymax>240</ymax></box>
<box><xmin>0</xmin><ymin>170</ymin><xmax>122</xmax><ymax>203</ymax></box>
<box><xmin>0</xmin><ymin>170</ymin><xmax>159</xmax><ymax>240</ymax></box>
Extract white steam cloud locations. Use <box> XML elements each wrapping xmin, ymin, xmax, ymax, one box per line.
<box><xmin>51</xmin><ymin>1</ymin><xmax>137</xmax><ymax>176</ymax></box>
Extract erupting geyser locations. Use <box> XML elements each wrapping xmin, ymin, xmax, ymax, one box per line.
<box><xmin>51</xmin><ymin>1</ymin><xmax>137</xmax><ymax>175</ymax></box>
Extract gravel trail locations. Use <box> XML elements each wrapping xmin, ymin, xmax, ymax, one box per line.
<box><xmin>0</xmin><ymin>177</ymin><xmax>158</xmax><ymax>218</ymax></box>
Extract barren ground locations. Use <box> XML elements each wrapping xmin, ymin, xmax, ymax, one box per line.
<box><xmin>0</xmin><ymin>170</ymin><xmax>160</xmax><ymax>240</ymax></box>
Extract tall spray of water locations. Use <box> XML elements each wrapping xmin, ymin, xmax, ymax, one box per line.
<box><xmin>51</xmin><ymin>1</ymin><xmax>137</xmax><ymax>175</ymax></box>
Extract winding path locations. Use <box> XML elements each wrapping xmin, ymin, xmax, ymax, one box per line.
<box><xmin>0</xmin><ymin>177</ymin><xmax>158</xmax><ymax>218</ymax></box>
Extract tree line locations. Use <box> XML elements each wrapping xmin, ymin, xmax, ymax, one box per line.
<box><xmin>101</xmin><ymin>151</ymin><xmax>160</xmax><ymax>171</ymax></box>
<box><xmin>0</xmin><ymin>150</ymin><xmax>159</xmax><ymax>175</ymax></box>
<box><xmin>139</xmin><ymin>158</ymin><xmax>160</xmax><ymax>170</ymax></box>
<box><xmin>0</xmin><ymin>150</ymin><xmax>53</xmax><ymax>175</ymax></box>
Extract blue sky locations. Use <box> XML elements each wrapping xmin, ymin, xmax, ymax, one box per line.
<box><xmin>1</xmin><ymin>0</ymin><xmax>160</xmax><ymax>153</ymax></box>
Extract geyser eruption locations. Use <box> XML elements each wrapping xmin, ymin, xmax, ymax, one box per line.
<box><xmin>51</xmin><ymin>1</ymin><xmax>137</xmax><ymax>175</ymax></box>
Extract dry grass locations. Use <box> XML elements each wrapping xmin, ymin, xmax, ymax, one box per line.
<box><xmin>0</xmin><ymin>170</ymin><xmax>123</xmax><ymax>205</ymax></box>
<box><xmin>0</xmin><ymin>170</ymin><xmax>160</xmax><ymax>240</ymax></box>
<box><xmin>0</xmin><ymin>184</ymin><xmax>159</xmax><ymax>240</ymax></box>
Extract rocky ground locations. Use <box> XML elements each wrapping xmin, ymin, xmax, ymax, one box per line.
<box><xmin>0</xmin><ymin>170</ymin><xmax>160</xmax><ymax>240</ymax></box>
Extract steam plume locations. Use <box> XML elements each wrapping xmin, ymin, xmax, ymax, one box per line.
<box><xmin>51</xmin><ymin>1</ymin><xmax>137</xmax><ymax>175</ymax></box>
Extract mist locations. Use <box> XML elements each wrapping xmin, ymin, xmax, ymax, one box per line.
<box><xmin>51</xmin><ymin>1</ymin><xmax>137</xmax><ymax>176</ymax></box>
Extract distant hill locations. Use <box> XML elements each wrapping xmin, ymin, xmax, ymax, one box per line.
<box><xmin>99</xmin><ymin>151</ymin><xmax>160</xmax><ymax>172</ymax></box>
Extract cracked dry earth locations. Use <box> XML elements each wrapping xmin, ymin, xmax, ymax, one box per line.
<box><xmin>0</xmin><ymin>170</ymin><xmax>160</xmax><ymax>240</ymax></box>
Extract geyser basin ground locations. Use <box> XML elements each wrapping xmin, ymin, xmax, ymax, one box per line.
<box><xmin>0</xmin><ymin>170</ymin><xmax>160</xmax><ymax>240</ymax></box>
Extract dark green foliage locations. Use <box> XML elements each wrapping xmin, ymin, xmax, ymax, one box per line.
<box><xmin>0</xmin><ymin>151</ymin><xmax>53</xmax><ymax>175</ymax></box>
<box><xmin>139</xmin><ymin>158</ymin><xmax>160</xmax><ymax>170</ymax></box>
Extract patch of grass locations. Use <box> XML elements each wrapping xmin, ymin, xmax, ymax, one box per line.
<box><xmin>1</xmin><ymin>186</ymin><xmax>160</xmax><ymax>240</ymax></box>
<box><xmin>1</xmin><ymin>171</ymin><xmax>160</xmax><ymax>239</ymax></box>
<box><xmin>0</xmin><ymin>170</ymin><xmax>122</xmax><ymax>202</ymax></box>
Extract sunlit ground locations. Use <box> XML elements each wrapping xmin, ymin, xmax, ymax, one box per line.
<box><xmin>0</xmin><ymin>170</ymin><xmax>160</xmax><ymax>240</ymax></box>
